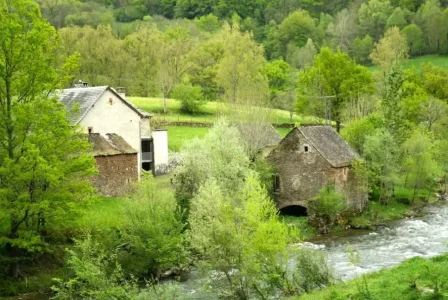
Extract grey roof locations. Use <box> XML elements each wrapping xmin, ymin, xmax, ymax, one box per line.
<box><xmin>237</xmin><ymin>123</ymin><xmax>282</xmax><ymax>150</ymax></box>
<box><xmin>298</xmin><ymin>126</ymin><xmax>358</xmax><ymax>167</ymax></box>
<box><xmin>88</xmin><ymin>133</ymin><xmax>137</xmax><ymax>156</ymax></box>
<box><xmin>56</xmin><ymin>86</ymin><xmax>151</xmax><ymax>125</ymax></box>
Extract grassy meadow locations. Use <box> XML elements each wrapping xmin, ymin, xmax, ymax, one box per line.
<box><xmin>128</xmin><ymin>97</ymin><xmax>296</xmax><ymax>151</ymax></box>
<box><xmin>368</xmin><ymin>54</ymin><xmax>448</xmax><ymax>73</ymax></box>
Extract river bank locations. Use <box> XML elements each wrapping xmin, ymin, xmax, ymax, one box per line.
<box><xmin>283</xmin><ymin>194</ymin><xmax>446</xmax><ymax>242</ymax></box>
<box><xmin>296</xmin><ymin>253</ymin><xmax>448</xmax><ymax>299</ymax></box>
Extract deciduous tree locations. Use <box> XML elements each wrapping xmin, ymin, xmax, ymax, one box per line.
<box><xmin>298</xmin><ymin>47</ymin><xmax>375</xmax><ymax>132</ymax></box>
<box><xmin>0</xmin><ymin>0</ymin><xmax>96</xmax><ymax>277</ymax></box>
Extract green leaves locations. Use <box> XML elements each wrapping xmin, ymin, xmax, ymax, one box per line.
<box><xmin>0</xmin><ymin>0</ymin><xmax>96</xmax><ymax>276</ymax></box>
<box><xmin>298</xmin><ymin>47</ymin><xmax>375</xmax><ymax>131</ymax></box>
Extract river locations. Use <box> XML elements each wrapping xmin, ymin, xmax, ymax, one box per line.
<box><xmin>303</xmin><ymin>202</ymin><xmax>448</xmax><ymax>281</ymax></box>
<box><xmin>180</xmin><ymin>203</ymin><xmax>448</xmax><ymax>298</ymax></box>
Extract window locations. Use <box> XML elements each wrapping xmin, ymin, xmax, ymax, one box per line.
<box><xmin>109</xmin><ymin>98</ymin><xmax>113</xmax><ymax>105</ymax></box>
<box><xmin>273</xmin><ymin>175</ymin><xmax>281</xmax><ymax>192</ymax></box>
<box><xmin>304</xmin><ymin>145</ymin><xmax>309</xmax><ymax>152</ymax></box>
<box><xmin>88</xmin><ymin>127</ymin><xmax>93</xmax><ymax>133</ymax></box>
<box><xmin>141</xmin><ymin>139</ymin><xmax>152</xmax><ymax>152</ymax></box>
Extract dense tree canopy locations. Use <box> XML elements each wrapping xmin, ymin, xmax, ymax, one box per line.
<box><xmin>0</xmin><ymin>0</ymin><xmax>96</xmax><ymax>278</ymax></box>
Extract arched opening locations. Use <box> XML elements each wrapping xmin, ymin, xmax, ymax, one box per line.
<box><xmin>279</xmin><ymin>205</ymin><xmax>308</xmax><ymax>217</ymax></box>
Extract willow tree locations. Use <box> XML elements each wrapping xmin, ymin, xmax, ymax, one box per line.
<box><xmin>0</xmin><ymin>0</ymin><xmax>96</xmax><ymax>278</ymax></box>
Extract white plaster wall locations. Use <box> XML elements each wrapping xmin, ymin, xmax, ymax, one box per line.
<box><xmin>79</xmin><ymin>90</ymin><xmax>142</xmax><ymax>177</ymax></box>
<box><xmin>140</xmin><ymin>118</ymin><xmax>151</xmax><ymax>138</ymax></box>
<box><xmin>152</xmin><ymin>130</ymin><xmax>169</xmax><ymax>173</ymax></box>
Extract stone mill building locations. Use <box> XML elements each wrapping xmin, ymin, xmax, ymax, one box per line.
<box><xmin>267</xmin><ymin>125</ymin><xmax>368</xmax><ymax>215</ymax></box>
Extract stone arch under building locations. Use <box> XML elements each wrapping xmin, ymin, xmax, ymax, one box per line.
<box><xmin>278</xmin><ymin>204</ymin><xmax>308</xmax><ymax>217</ymax></box>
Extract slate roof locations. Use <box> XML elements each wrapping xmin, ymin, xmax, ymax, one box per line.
<box><xmin>88</xmin><ymin>133</ymin><xmax>137</xmax><ymax>156</ymax></box>
<box><xmin>56</xmin><ymin>86</ymin><xmax>151</xmax><ymax>125</ymax></box>
<box><xmin>298</xmin><ymin>125</ymin><xmax>358</xmax><ymax>168</ymax></box>
<box><xmin>237</xmin><ymin>123</ymin><xmax>282</xmax><ymax>150</ymax></box>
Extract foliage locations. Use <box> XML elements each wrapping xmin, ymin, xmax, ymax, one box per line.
<box><xmin>308</xmin><ymin>186</ymin><xmax>345</xmax><ymax>234</ymax></box>
<box><xmin>118</xmin><ymin>174</ymin><xmax>187</xmax><ymax>277</ymax></box>
<box><xmin>363</xmin><ymin>129</ymin><xmax>400</xmax><ymax>204</ymax></box>
<box><xmin>298</xmin><ymin>47</ymin><xmax>375</xmax><ymax>132</ymax></box>
<box><xmin>249</xmin><ymin>157</ymin><xmax>276</xmax><ymax>194</ymax></box>
<box><xmin>291</xmin><ymin>248</ymin><xmax>333</xmax><ymax>293</ymax></box>
<box><xmin>0</xmin><ymin>0</ymin><xmax>96</xmax><ymax>278</ymax></box>
<box><xmin>299</xmin><ymin>254</ymin><xmax>448</xmax><ymax>299</ymax></box>
<box><xmin>262</xmin><ymin>59</ymin><xmax>291</xmax><ymax>97</ymax></box>
<box><xmin>351</xmin><ymin>35</ymin><xmax>374</xmax><ymax>65</ymax></box>
<box><xmin>216</xmin><ymin>22</ymin><xmax>269</xmax><ymax>104</ymax></box>
<box><xmin>401</xmin><ymin>129</ymin><xmax>441</xmax><ymax>202</ymax></box>
<box><xmin>370</xmin><ymin>27</ymin><xmax>409</xmax><ymax>72</ymax></box>
<box><xmin>171</xmin><ymin>79</ymin><xmax>205</xmax><ymax>114</ymax></box>
<box><xmin>402</xmin><ymin>24</ymin><xmax>425</xmax><ymax>56</ymax></box>
<box><xmin>51</xmin><ymin>234</ymin><xmax>139</xmax><ymax>299</ymax></box>
<box><xmin>309</xmin><ymin>186</ymin><xmax>346</xmax><ymax>221</ymax></box>
<box><xmin>188</xmin><ymin>175</ymin><xmax>296</xmax><ymax>299</ymax></box>
<box><xmin>172</xmin><ymin>119</ymin><xmax>250</xmax><ymax>219</ymax></box>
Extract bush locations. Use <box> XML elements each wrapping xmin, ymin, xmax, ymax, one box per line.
<box><xmin>118</xmin><ymin>174</ymin><xmax>187</xmax><ymax>278</ymax></box>
<box><xmin>308</xmin><ymin>186</ymin><xmax>346</xmax><ymax>234</ymax></box>
<box><xmin>292</xmin><ymin>248</ymin><xmax>333</xmax><ymax>293</ymax></box>
<box><xmin>171</xmin><ymin>81</ymin><xmax>205</xmax><ymax>114</ymax></box>
<box><xmin>52</xmin><ymin>234</ymin><xmax>139</xmax><ymax>299</ymax></box>
<box><xmin>188</xmin><ymin>176</ymin><xmax>294</xmax><ymax>299</ymax></box>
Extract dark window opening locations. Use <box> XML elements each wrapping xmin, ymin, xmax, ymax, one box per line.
<box><xmin>88</xmin><ymin>127</ymin><xmax>93</xmax><ymax>133</ymax></box>
<box><xmin>109</xmin><ymin>98</ymin><xmax>113</xmax><ymax>105</ymax></box>
<box><xmin>142</xmin><ymin>162</ymin><xmax>152</xmax><ymax>171</ymax></box>
<box><xmin>141</xmin><ymin>139</ymin><xmax>151</xmax><ymax>152</ymax></box>
<box><xmin>279</xmin><ymin>205</ymin><xmax>308</xmax><ymax>217</ymax></box>
<box><xmin>304</xmin><ymin>145</ymin><xmax>309</xmax><ymax>152</ymax></box>
<box><xmin>273</xmin><ymin>175</ymin><xmax>281</xmax><ymax>191</ymax></box>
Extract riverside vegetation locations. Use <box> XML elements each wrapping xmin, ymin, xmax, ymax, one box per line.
<box><xmin>2</xmin><ymin>0</ymin><xmax>448</xmax><ymax>298</ymax></box>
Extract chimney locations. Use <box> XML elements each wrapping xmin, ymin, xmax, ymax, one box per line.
<box><xmin>74</xmin><ymin>80</ymin><xmax>88</xmax><ymax>88</ymax></box>
<box><xmin>117</xmin><ymin>87</ymin><xmax>126</xmax><ymax>99</ymax></box>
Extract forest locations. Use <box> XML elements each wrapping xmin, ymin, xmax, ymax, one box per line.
<box><xmin>1</xmin><ymin>0</ymin><xmax>448</xmax><ymax>298</ymax></box>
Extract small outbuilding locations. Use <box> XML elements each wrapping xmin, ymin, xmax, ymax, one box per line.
<box><xmin>267</xmin><ymin>125</ymin><xmax>368</xmax><ymax>215</ymax></box>
<box><xmin>89</xmin><ymin>133</ymin><xmax>138</xmax><ymax>197</ymax></box>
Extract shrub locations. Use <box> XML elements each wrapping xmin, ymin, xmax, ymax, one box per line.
<box><xmin>308</xmin><ymin>186</ymin><xmax>346</xmax><ymax>234</ymax></box>
<box><xmin>188</xmin><ymin>175</ymin><xmax>294</xmax><ymax>299</ymax></box>
<box><xmin>51</xmin><ymin>234</ymin><xmax>139</xmax><ymax>299</ymax></box>
<box><xmin>118</xmin><ymin>174</ymin><xmax>187</xmax><ymax>278</ymax></box>
<box><xmin>171</xmin><ymin>80</ymin><xmax>205</xmax><ymax>114</ymax></box>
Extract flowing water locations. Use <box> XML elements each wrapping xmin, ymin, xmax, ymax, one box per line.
<box><xmin>181</xmin><ymin>203</ymin><xmax>448</xmax><ymax>298</ymax></box>
<box><xmin>303</xmin><ymin>203</ymin><xmax>448</xmax><ymax>281</ymax></box>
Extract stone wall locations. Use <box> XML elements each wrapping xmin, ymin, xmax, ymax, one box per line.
<box><xmin>268</xmin><ymin>129</ymin><xmax>331</xmax><ymax>209</ymax></box>
<box><xmin>268</xmin><ymin>128</ymin><xmax>368</xmax><ymax>211</ymax></box>
<box><xmin>92</xmin><ymin>154</ymin><xmax>138</xmax><ymax>197</ymax></box>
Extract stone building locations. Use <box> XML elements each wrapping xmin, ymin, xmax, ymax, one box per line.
<box><xmin>267</xmin><ymin>125</ymin><xmax>368</xmax><ymax>215</ymax></box>
<box><xmin>89</xmin><ymin>133</ymin><xmax>138</xmax><ymax>196</ymax></box>
<box><xmin>57</xmin><ymin>85</ymin><xmax>169</xmax><ymax>176</ymax></box>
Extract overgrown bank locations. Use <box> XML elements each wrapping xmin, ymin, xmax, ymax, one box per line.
<box><xmin>297</xmin><ymin>253</ymin><xmax>448</xmax><ymax>300</ymax></box>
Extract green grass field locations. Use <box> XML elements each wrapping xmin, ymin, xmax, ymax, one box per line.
<box><xmin>368</xmin><ymin>54</ymin><xmax>448</xmax><ymax>73</ymax></box>
<box><xmin>129</xmin><ymin>97</ymin><xmax>316</xmax><ymax>124</ymax></box>
<box><xmin>166</xmin><ymin>126</ymin><xmax>292</xmax><ymax>151</ymax></box>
